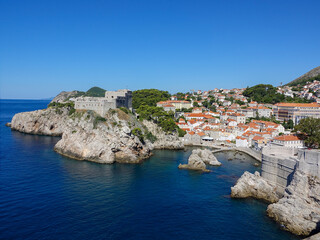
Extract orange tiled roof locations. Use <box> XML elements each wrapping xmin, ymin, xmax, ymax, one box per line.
<box><xmin>253</xmin><ymin>136</ymin><xmax>264</xmax><ymax>141</ymax></box>
<box><xmin>275</xmin><ymin>102</ymin><xmax>320</xmax><ymax>108</ymax></box>
<box><xmin>274</xmin><ymin>135</ymin><xmax>301</xmax><ymax>141</ymax></box>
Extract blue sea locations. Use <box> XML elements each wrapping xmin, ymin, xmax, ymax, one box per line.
<box><xmin>0</xmin><ymin>100</ymin><xmax>300</xmax><ymax>240</ymax></box>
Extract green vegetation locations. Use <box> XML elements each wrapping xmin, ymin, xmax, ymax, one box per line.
<box><xmin>93</xmin><ymin>116</ymin><xmax>106</xmax><ymax>129</ymax></box>
<box><xmin>119</xmin><ymin>107</ymin><xmax>130</xmax><ymax>114</ymax></box>
<box><xmin>294</xmin><ymin>117</ymin><xmax>320</xmax><ymax>148</ymax></box>
<box><xmin>84</xmin><ymin>87</ymin><xmax>106</xmax><ymax>97</ymax></box>
<box><xmin>48</xmin><ymin>102</ymin><xmax>75</xmax><ymax>115</ymax></box>
<box><xmin>132</xmin><ymin>89</ymin><xmax>170</xmax><ymax>109</ymax></box>
<box><xmin>287</xmin><ymin>74</ymin><xmax>320</xmax><ymax>87</ymax></box>
<box><xmin>48</xmin><ymin>102</ymin><xmax>75</xmax><ymax>108</ymax></box>
<box><xmin>136</xmin><ymin>105</ymin><xmax>180</xmax><ymax>133</ymax></box>
<box><xmin>132</xmin><ymin>128</ymin><xmax>144</xmax><ymax>142</ymax></box>
<box><xmin>283</xmin><ymin>119</ymin><xmax>294</xmax><ymax>130</ymax></box>
<box><xmin>177</xmin><ymin>128</ymin><xmax>186</xmax><ymax>137</ymax></box>
<box><xmin>243</xmin><ymin>84</ymin><xmax>311</xmax><ymax>104</ymax></box>
<box><xmin>131</xmin><ymin>128</ymin><xmax>157</xmax><ymax>143</ymax></box>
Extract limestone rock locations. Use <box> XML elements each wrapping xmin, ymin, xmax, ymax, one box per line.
<box><xmin>143</xmin><ymin>120</ymin><xmax>184</xmax><ymax>150</ymax></box>
<box><xmin>50</xmin><ymin>90</ymin><xmax>80</xmax><ymax>103</ymax></box>
<box><xmin>195</xmin><ymin>148</ymin><xmax>222</xmax><ymax>166</ymax></box>
<box><xmin>10</xmin><ymin>107</ymin><xmax>152</xmax><ymax>164</ymax></box>
<box><xmin>231</xmin><ymin>171</ymin><xmax>280</xmax><ymax>203</ymax></box>
<box><xmin>10</xmin><ymin>108</ymin><xmax>69</xmax><ymax>136</ymax></box>
<box><xmin>267</xmin><ymin>171</ymin><xmax>320</xmax><ymax>236</ymax></box>
<box><xmin>178</xmin><ymin>149</ymin><xmax>216</xmax><ymax>172</ymax></box>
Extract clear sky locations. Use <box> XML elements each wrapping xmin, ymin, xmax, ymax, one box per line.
<box><xmin>1</xmin><ymin>0</ymin><xmax>320</xmax><ymax>99</ymax></box>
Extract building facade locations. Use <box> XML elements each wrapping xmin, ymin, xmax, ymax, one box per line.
<box><xmin>273</xmin><ymin>102</ymin><xmax>320</xmax><ymax>124</ymax></box>
<box><xmin>75</xmin><ymin>89</ymin><xmax>132</xmax><ymax>116</ymax></box>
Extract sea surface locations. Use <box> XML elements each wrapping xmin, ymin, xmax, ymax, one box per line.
<box><xmin>0</xmin><ymin>100</ymin><xmax>300</xmax><ymax>240</ymax></box>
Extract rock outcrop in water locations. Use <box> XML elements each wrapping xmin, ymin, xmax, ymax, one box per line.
<box><xmin>267</xmin><ymin>170</ymin><xmax>320</xmax><ymax>236</ymax></box>
<box><xmin>178</xmin><ymin>149</ymin><xmax>221</xmax><ymax>172</ymax></box>
<box><xmin>9</xmin><ymin>103</ymin><xmax>183</xmax><ymax>164</ymax></box>
<box><xmin>231</xmin><ymin>171</ymin><xmax>280</xmax><ymax>203</ymax></box>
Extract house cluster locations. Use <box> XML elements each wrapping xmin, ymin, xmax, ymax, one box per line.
<box><xmin>277</xmin><ymin>80</ymin><xmax>320</xmax><ymax>103</ymax></box>
<box><xmin>156</xmin><ymin>87</ymin><xmax>320</xmax><ymax>149</ymax></box>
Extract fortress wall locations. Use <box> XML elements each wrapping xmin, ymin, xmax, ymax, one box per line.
<box><xmin>261</xmin><ymin>146</ymin><xmax>320</xmax><ymax>194</ymax></box>
<box><xmin>297</xmin><ymin>150</ymin><xmax>320</xmax><ymax>177</ymax></box>
<box><xmin>261</xmin><ymin>154</ymin><xmax>297</xmax><ymax>192</ymax></box>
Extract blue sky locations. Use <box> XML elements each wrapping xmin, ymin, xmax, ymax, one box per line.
<box><xmin>1</xmin><ymin>0</ymin><xmax>320</xmax><ymax>99</ymax></box>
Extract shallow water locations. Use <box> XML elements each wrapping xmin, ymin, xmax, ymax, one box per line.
<box><xmin>0</xmin><ymin>100</ymin><xmax>300</xmax><ymax>240</ymax></box>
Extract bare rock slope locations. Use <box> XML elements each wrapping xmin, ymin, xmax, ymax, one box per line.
<box><xmin>143</xmin><ymin>120</ymin><xmax>184</xmax><ymax>150</ymax></box>
<box><xmin>267</xmin><ymin>171</ymin><xmax>320</xmax><ymax>236</ymax></box>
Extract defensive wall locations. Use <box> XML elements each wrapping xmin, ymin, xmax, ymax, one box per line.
<box><xmin>261</xmin><ymin>145</ymin><xmax>320</xmax><ymax>193</ymax></box>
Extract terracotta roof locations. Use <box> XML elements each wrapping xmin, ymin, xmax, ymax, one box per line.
<box><xmin>253</xmin><ymin>136</ymin><xmax>264</xmax><ymax>141</ymax></box>
<box><xmin>197</xmin><ymin>132</ymin><xmax>205</xmax><ymax>136</ymax></box>
<box><xmin>275</xmin><ymin>102</ymin><xmax>320</xmax><ymax>108</ymax></box>
<box><xmin>274</xmin><ymin>135</ymin><xmax>301</xmax><ymax>141</ymax></box>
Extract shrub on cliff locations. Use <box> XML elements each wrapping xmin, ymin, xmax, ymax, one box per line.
<box><xmin>294</xmin><ymin>117</ymin><xmax>320</xmax><ymax>148</ymax></box>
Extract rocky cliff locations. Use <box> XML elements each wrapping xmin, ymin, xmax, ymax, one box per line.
<box><xmin>11</xmin><ymin>107</ymin><xmax>69</xmax><ymax>136</ymax></box>
<box><xmin>231</xmin><ymin>171</ymin><xmax>280</xmax><ymax>203</ymax></box>
<box><xmin>267</xmin><ymin>170</ymin><xmax>320</xmax><ymax>236</ymax></box>
<box><xmin>9</xmin><ymin>105</ymin><xmax>183</xmax><ymax>164</ymax></box>
<box><xmin>142</xmin><ymin>120</ymin><xmax>184</xmax><ymax>150</ymax></box>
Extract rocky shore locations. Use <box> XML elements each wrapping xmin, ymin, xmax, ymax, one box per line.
<box><xmin>231</xmin><ymin>168</ymin><xmax>320</xmax><ymax>237</ymax></box>
<box><xmin>8</xmin><ymin>104</ymin><xmax>183</xmax><ymax>164</ymax></box>
<box><xmin>267</xmin><ymin>170</ymin><xmax>320</xmax><ymax>236</ymax></box>
<box><xmin>231</xmin><ymin>171</ymin><xmax>280</xmax><ymax>203</ymax></box>
<box><xmin>178</xmin><ymin>148</ymin><xmax>221</xmax><ymax>172</ymax></box>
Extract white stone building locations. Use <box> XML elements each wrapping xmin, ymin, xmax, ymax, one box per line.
<box><xmin>75</xmin><ymin>89</ymin><xmax>132</xmax><ymax>116</ymax></box>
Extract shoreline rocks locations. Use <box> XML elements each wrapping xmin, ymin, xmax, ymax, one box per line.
<box><xmin>266</xmin><ymin>170</ymin><xmax>320</xmax><ymax>236</ymax></box>
<box><xmin>231</xmin><ymin>171</ymin><xmax>280</xmax><ymax>203</ymax></box>
<box><xmin>178</xmin><ymin>149</ymin><xmax>221</xmax><ymax>172</ymax></box>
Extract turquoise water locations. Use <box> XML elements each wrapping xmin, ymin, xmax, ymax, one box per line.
<box><xmin>0</xmin><ymin>100</ymin><xmax>300</xmax><ymax>240</ymax></box>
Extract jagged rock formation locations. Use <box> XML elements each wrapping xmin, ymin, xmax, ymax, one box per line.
<box><xmin>50</xmin><ymin>91</ymin><xmax>81</xmax><ymax>103</ymax></box>
<box><xmin>196</xmin><ymin>148</ymin><xmax>222</xmax><ymax>166</ymax></box>
<box><xmin>142</xmin><ymin>120</ymin><xmax>184</xmax><ymax>150</ymax></box>
<box><xmin>267</xmin><ymin>170</ymin><xmax>320</xmax><ymax>236</ymax></box>
<box><xmin>178</xmin><ymin>155</ymin><xmax>210</xmax><ymax>172</ymax></box>
<box><xmin>54</xmin><ymin>112</ymin><xmax>151</xmax><ymax>164</ymax></box>
<box><xmin>178</xmin><ymin>149</ymin><xmax>221</xmax><ymax>172</ymax></box>
<box><xmin>11</xmin><ymin>108</ymin><xmax>69</xmax><ymax>136</ymax></box>
<box><xmin>231</xmin><ymin>171</ymin><xmax>280</xmax><ymax>203</ymax></box>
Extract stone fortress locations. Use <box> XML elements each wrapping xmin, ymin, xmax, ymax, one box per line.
<box><xmin>261</xmin><ymin>145</ymin><xmax>320</xmax><ymax>192</ymax></box>
<box><xmin>74</xmin><ymin>89</ymin><xmax>132</xmax><ymax>116</ymax></box>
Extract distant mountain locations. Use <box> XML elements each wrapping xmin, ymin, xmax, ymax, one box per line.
<box><xmin>286</xmin><ymin>66</ymin><xmax>320</xmax><ymax>86</ymax></box>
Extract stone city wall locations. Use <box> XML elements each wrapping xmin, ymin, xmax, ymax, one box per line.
<box><xmin>261</xmin><ymin>145</ymin><xmax>320</xmax><ymax>194</ymax></box>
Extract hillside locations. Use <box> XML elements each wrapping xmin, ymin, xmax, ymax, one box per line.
<box><xmin>50</xmin><ymin>86</ymin><xmax>106</xmax><ymax>103</ymax></box>
<box><xmin>287</xmin><ymin>66</ymin><xmax>320</xmax><ymax>86</ymax></box>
